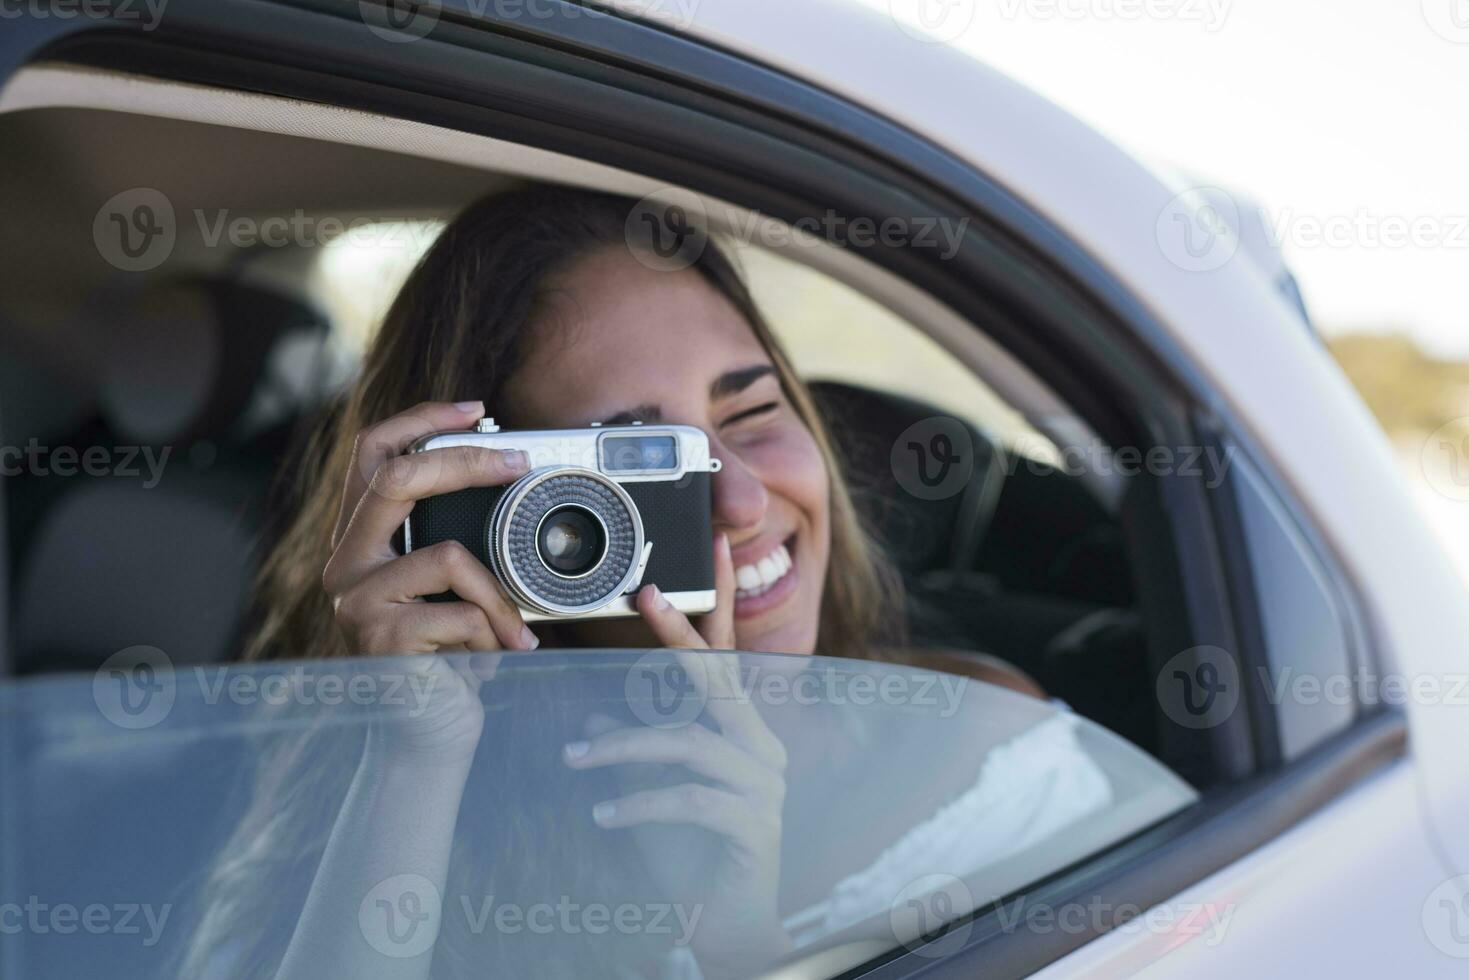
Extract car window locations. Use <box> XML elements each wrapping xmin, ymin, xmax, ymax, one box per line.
<box><xmin>1</xmin><ymin>650</ymin><xmax>1196</xmax><ymax>979</ymax></box>
<box><xmin>1224</xmin><ymin>452</ymin><xmax>1359</xmax><ymax>759</ymax></box>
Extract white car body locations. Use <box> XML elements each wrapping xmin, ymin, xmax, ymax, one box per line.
<box><xmin>640</xmin><ymin>0</ymin><xmax>1469</xmax><ymax>974</ymax></box>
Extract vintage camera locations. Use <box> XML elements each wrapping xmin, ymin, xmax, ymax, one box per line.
<box><xmin>404</xmin><ymin>418</ymin><xmax>721</xmax><ymax>621</ymax></box>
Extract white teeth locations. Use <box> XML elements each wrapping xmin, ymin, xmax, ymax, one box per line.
<box><xmin>735</xmin><ymin>543</ymin><xmax>793</xmax><ymax>600</ymax></box>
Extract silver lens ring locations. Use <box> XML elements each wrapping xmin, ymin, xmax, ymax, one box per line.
<box><xmin>487</xmin><ymin>467</ymin><xmax>644</xmax><ymax>617</ymax></box>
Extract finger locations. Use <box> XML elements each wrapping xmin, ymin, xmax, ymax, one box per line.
<box><xmin>691</xmin><ymin>650</ymin><xmax>785</xmax><ymax>766</ymax></box>
<box><xmin>325</xmin><ymin>446</ymin><xmax>530</xmax><ymax>591</ymax></box>
<box><xmin>355</xmin><ymin>601</ymin><xmax>500</xmax><ymax>654</ymax></box>
<box><xmin>591</xmin><ymin>783</ymin><xmax>775</xmax><ymax>853</ymax></box>
<box><xmin>563</xmin><ymin>723</ymin><xmax>778</xmax><ymax>799</ymax></box>
<box><xmin>340</xmin><ymin>541</ymin><xmax>539</xmax><ymax>651</ymax></box>
<box><xmin>697</xmin><ymin>533</ymin><xmax>737</xmax><ymax>650</ymax></box>
<box><xmin>334</xmin><ymin>400</ymin><xmax>486</xmax><ymax>548</ymax></box>
<box><xmin>635</xmin><ymin>584</ymin><xmax>708</xmax><ymax>649</ymax></box>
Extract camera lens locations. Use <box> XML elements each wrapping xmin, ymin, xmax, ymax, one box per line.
<box><xmin>536</xmin><ymin>506</ymin><xmax>606</xmax><ymax>577</ymax></box>
<box><xmin>487</xmin><ymin>467</ymin><xmax>644</xmax><ymax>617</ymax></box>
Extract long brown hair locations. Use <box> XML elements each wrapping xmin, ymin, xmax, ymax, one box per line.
<box><xmin>180</xmin><ymin>188</ymin><xmax>907</xmax><ymax>979</ymax></box>
<box><xmin>245</xmin><ymin>185</ymin><xmax>902</xmax><ymax>664</ymax></box>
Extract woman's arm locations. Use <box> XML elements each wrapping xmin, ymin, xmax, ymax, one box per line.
<box><xmin>271</xmin><ymin>401</ymin><xmax>539</xmax><ymax>979</ymax></box>
<box><xmin>273</xmin><ymin>722</ymin><xmax>475</xmax><ymax>980</ymax></box>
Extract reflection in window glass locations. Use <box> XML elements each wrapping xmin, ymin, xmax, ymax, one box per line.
<box><xmin>4</xmin><ymin>651</ymin><xmax>1196</xmax><ymax>979</ymax></box>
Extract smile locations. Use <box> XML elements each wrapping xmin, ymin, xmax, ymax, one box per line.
<box><xmin>734</xmin><ymin>539</ymin><xmax>793</xmax><ymax>601</ymax></box>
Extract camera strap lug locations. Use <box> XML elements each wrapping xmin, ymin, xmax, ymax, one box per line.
<box><xmin>625</xmin><ymin>541</ymin><xmax>654</xmax><ymax>594</ymax></box>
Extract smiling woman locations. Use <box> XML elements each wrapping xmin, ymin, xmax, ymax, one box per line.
<box><xmin>174</xmin><ymin>185</ymin><xmax>1117</xmax><ymax>980</ymax></box>
<box><xmin>249</xmin><ymin>185</ymin><xmax>902</xmax><ymax>667</ymax></box>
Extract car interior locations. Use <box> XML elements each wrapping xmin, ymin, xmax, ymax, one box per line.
<box><xmin>0</xmin><ymin>54</ymin><xmax>1244</xmax><ymax>980</ymax></box>
<box><xmin>0</xmin><ymin>63</ymin><xmax>1162</xmax><ymax>753</ymax></box>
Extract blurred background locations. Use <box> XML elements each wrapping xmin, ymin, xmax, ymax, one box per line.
<box><xmin>872</xmin><ymin>0</ymin><xmax>1469</xmax><ymax>583</ymax></box>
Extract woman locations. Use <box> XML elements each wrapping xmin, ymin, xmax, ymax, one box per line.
<box><xmin>186</xmin><ymin>187</ymin><xmax>1099</xmax><ymax>980</ymax></box>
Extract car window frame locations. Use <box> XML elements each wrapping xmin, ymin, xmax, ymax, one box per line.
<box><xmin>1</xmin><ymin>5</ymin><xmax>1404</xmax><ymax>977</ymax></box>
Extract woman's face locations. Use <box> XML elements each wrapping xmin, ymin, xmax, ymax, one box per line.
<box><xmin>502</xmin><ymin>246</ymin><xmax>831</xmax><ymax>655</ymax></box>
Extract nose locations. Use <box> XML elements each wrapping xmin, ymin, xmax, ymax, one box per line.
<box><xmin>709</xmin><ymin>436</ymin><xmax>768</xmax><ymax>536</ymax></box>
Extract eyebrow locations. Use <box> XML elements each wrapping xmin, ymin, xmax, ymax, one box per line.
<box><xmin>597</xmin><ymin>364</ymin><xmax>777</xmax><ymax>426</ymax></box>
<box><xmin>709</xmin><ymin>364</ymin><xmax>777</xmax><ymax>400</ymax></box>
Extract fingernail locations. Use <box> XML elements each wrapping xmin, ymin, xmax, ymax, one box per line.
<box><xmin>520</xmin><ymin>625</ymin><xmax>539</xmax><ymax>649</ymax></box>
<box><xmin>649</xmin><ymin>585</ymin><xmax>671</xmax><ymax>611</ymax></box>
<box><xmin>455</xmin><ymin>400</ymin><xmax>484</xmax><ymax>413</ymax></box>
<box><xmin>563</xmin><ymin>740</ymin><xmax>590</xmax><ymax>761</ymax></box>
<box><xmin>503</xmin><ymin>450</ymin><xmax>529</xmax><ymax>472</ymax></box>
<box><xmin>592</xmin><ymin>801</ymin><xmax>616</xmax><ymax>825</ymax></box>
<box><xmin>719</xmin><ymin>533</ymin><xmax>731</xmax><ymax>557</ymax></box>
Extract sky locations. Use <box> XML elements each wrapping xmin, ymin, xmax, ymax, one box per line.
<box><xmin>868</xmin><ymin>0</ymin><xmax>1469</xmax><ymax>358</ymax></box>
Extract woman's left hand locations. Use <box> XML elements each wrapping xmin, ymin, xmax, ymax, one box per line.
<box><xmin>563</xmin><ymin>534</ymin><xmax>794</xmax><ymax>977</ymax></box>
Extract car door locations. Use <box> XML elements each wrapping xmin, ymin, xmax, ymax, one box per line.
<box><xmin>1</xmin><ymin>2</ymin><xmax>1463</xmax><ymax>977</ymax></box>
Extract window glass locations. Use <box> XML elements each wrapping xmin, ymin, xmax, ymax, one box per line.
<box><xmin>1</xmin><ymin>651</ymin><xmax>1197</xmax><ymax>979</ymax></box>
<box><xmin>1229</xmin><ymin>453</ymin><xmax>1357</xmax><ymax>758</ymax></box>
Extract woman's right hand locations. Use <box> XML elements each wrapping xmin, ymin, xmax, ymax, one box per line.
<box><xmin>322</xmin><ymin>400</ymin><xmax>541</xmax><ymax>765</ymax></box>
